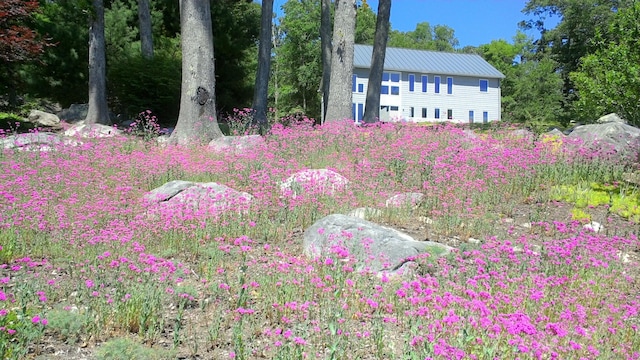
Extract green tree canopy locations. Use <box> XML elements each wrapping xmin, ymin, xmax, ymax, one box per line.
<box><xmin>570</xmin><ymin>2</ymin><xmax>640</xmax><ymax>125</ymax></box>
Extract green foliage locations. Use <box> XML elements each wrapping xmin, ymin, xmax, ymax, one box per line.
<box><xmin>388</xmin><ymin>22</ymin><xmax>459</xmax><ymax>51</ymax></box>
<box><xmin>108</xmin><ymin>43</ymin><xmax>181</xmax><ymax>125</ymax></box>
<box><xmin>570</xmin><ymin>2</ymin><xmax>640</xmax><ymax>126</ymax></box>
<box><xmin>211</xmin><ymin>0</ymin><xmax>261</xmax><ymax>113</ymax></box>
<box><xmin>355</xmin><ymin>0</ymin><xmax>376</xmax><ymax>44</ymax></box>
<box><xmin>478</xmin><ymin>32</ymin><xmax>564</xmax><ymax>129</ymax></box>
<box><xmin>96</xmin><ymin>337</ymin><xmax>174</xmax><ymax>360</ymax></box>
<box><xmin>551</xmin><ymin>182</ymin><xmax>640</xmax><ymax>222</ymax></box>
<box><xmin>22</xmin><ymin>0</ymin><xmax>89</xmax><ymax>106</ymax></box>
<box><xmin>47</xmin><ymin>309</ymin><xmax>92</xmax><ymax>344</ymax></box>
<box><xmin>521</xmin><ymin>0</ymin><xmax>634</xmax><ymax>122</ymax></box>
<box><xmin>0</xmin><ymin>307</ymin><xmax>46</xmax><ymax>360</ymax></box>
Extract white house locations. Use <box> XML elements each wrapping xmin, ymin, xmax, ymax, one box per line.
<box><xmin>352</xmin><ymin>44</ymin><xmax>505</xmax><ymax>123</ymax></box>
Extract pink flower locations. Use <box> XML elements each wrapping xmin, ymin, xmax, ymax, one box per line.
<box><xmin>85</xmin><ymin>279</ymin><xmax>94</xmax><ymax>288</ymax></box>
<box><xmin>31</xmin><ymin>315</ymin><xmax>40</xmax><ymax>324</ymax></box>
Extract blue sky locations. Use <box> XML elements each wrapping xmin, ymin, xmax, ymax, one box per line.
<box><xmin>273</xmin><ymin>0</ymin><xmax>561</xmax><ymax>48</ymax></box>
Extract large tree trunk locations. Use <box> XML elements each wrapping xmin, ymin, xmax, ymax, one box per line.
<box><xmin>320</xmin><ymin>0</ymin><xmax>332</xmax><ymax>124</ymax></box>
<box><xmin>85</xmin><ymin>0</ymin><xmax>110</xmax><ymax>125</ymax></box>
<box><xmin>170</xmin><ymin>0</ymin><xmax>223</xmax><ymax>146</ymax></box>
<box><xmin>325</xmin><ymin>0</ymin><xmax>356</xmax><ymax>122</ymax></box>
<box><xmin>362</xmin><ymin>0</ymin><xmax>391</xmax><ymax>124</ymax></box>
<box><xmin>251</xmin><ymin>0</ymin><xmax>273</xmax><ymax>129</ymax></box>
<box><xmin>138</xmin><ymin>0</ymin><xmax>154</xmax><ymax>59</ymax></box>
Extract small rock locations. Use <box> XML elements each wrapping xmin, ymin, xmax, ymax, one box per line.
<box><xmin>583</xmin><ymin>221</ymin><xmax>602</xmax><ymax>233</ymax></box>
<box><xmin>468</xmin><ymin>237</ymin><xmax>481</xmax><ymax>244</ymax></box>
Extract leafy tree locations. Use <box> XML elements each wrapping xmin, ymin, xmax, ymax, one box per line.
<box><xmin>478</xmin><ymin>32</ymin><xmax>564</xmax><ymax>130</ymax></box>
<box><xmin>325</xmin><ymin>0</ymin><xmax>356</xmax><ymax>122</ymax></box>
<box><xmin>0</xmin><ymin>0</ymin><xmax>50</xmax><ymax>107</ymax></box>
<box><xmin>23</xmin><ymin>0</ymin><xmax>89</xmax><ymax>107</ymax></box>
<box><xmin>521</xmin><ymin>0</ymin><xmax>634</xmax><ymax>120</ymax></box>
<box><xmin>388</xmin><ymin>22</ymin><xmax>458</xmax><ymax>51</ymax></box>
<box><xmin>210</xmin><ymin>0</ymin><xmax>260</xmax><ymax>113</ymax></box>
<box><xmin>355</xmin><ymin>0</ymin><xmax>376</xmax><ymax>44</ymax></box>
<box><xmin>170</xmin><ymin>0</ymin><xmax>223</xmax><ymax>145</ymax></box>
<box><xmin>276</xmin><ymin>0</ymin><xmax>323</xmax><ymax>118</ymax></box>
<box><xmin>570</xmin><ymin>2</ymin><xmax>640</xmax><ymax>125</ymax></box>
<box><xmin>362</xmin><ymin>0</ymin><xmax>390</xmax><ymax>123</ymax></box>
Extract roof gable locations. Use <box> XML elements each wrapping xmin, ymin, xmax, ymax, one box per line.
<box><xmin>354</xmin><ymin>44</ymin><xmax>505</xmax><ymax>79</ymax></box>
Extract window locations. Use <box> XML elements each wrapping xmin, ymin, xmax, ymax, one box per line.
<box><xmin>447</xmin><ymin>109</ymin><xmax>453</xmax><ymax>120</ymax></box>
<box><xmin>391</xmin><ymin>86</ymin><xmax>399</xmax><ymax>95</ymax></box>
<box><xmin>352</xmin><ymin>75</ymin><xmax>357</xmax><ymax>92</ymax></box>
<box><xmin>382</xmin><ymin>72</ymin><xmax>389</xmax><ymax>81</ymax></box>
<box><xmin>358</xmin><ymin>83</ymin><xmax>364</xmax><ymax>93</ymax></box>
<box><xmin>435</xmin><ymin>108</ymin><xmax>440</xmax><ymax>119</ymax></box>
<box><xmin>390</xmin><ymin>106</ymin><xmax>399</xmax><ymax>111</ymax></box>
<box><xmin>447</xmin><ymin>77</ymin><xmax>453</xmax><ymax>94</ymax></box>
<box><xmin>410</xmin><ymin>107</ymin><xmax>414</xmax><ymax>117</ymax></box>
<box><xmin>352</xmin><ymin>103</ymin><xmax>356</xmax><ymax>121</ymax></box>
<box><xmin>479</xmin><ymin>79</ymin><xmax>488</xmax><ymax>92</ymax></box>
<box><xmin>421</xmin><ymin>75</ymin><xmax>428</xmax><ymax>92</ymax></box>
<box><xmin>483</xmin><ymin>111</ymin><xmax>489</xmax><ymax>123</ymax></box>
<box><xmin>381</xmin><ymin>85</ymin><xmax>389</xmax><ymax>94</ymax></box>
<box><xmin>422</xmin><ymin>108</ymin><xmax>427</xmax><ymax>118</ymax></box>
<box><xmin>435</xmin><ymin>76</ymin><xmax>441</xmax><ymax>93</ymax></box>
<box><xmin>358</xmin><ymin>103</ymin><xmax>364</xmax><ymax>121</ymax></box>
<box><xmin>390</xmin><ymin>73</ymin><xmax>400</xmax><ymax>82</ymax></box>
<box><xmin>409</xmin><ymin>74</ymin><xmax>415</xmax><ymax>92</ymax></box>
<box><xmin>469</xmin><ymin>110</ymin><xmax>474</xmax><ymax>123</ymax></box>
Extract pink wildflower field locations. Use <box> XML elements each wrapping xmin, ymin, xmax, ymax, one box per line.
<box><xmin>0</xmin><ymin>120</ymin><xmax>639</xmax><ymax>359</ymax></box>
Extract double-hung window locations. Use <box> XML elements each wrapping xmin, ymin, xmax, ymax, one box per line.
<box><xmin>421</xmin><ymin>75</ymin><xmax>428</xmax><ymax>92</ymax></box>
<box><xmin>447</xmin><ymin>77</ymin><xmax>453</xmax><ymax>94</ymax></box>
<box><xmin>479</xmin><ymin>79</ymin><xmax>488</xmax><ymax>92</ymax></box>
<box><xmin>409</xmin><ymin>74</ymin><xmax>415</xmax><ymax>92</ymax></box>
<box><xmin>434</xmin><ymin>76</ymin><xmax>441</xmax><ymax>94</ymax></box>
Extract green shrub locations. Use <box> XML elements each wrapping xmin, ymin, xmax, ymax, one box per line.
<box><xmin>96</xmin><ymin>337</ymin><xmax>174</xmax><ymax>360</ymax></box>
<box><xmin>108</xmin><ymin>52</ymin><xmax>181</xmax><ymax>127</ymax></box>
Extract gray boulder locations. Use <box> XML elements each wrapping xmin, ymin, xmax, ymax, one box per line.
<box><xmin>596</xmin><ymin>113</ymin><xmax>627</xmax><ymax>124</ymax></box>
<box><xmin>64</xmin><ymin>122</ymin><xmax>123</xmax><ymax>138</ymax></box>
<box><xmin>567</xmin><ymin>122</ymin><xmax>640</xmax><ymax>157</ymax></box>
<box><xmin>209</xmin><ymin>135</ymin><xmax>264</xmax><ymax>153</ymax></box>
<box><xmin>144</xmin><ymin>180</ymin><xmax>253</xmax><ymax>215</ymax></box>
<box><xmin>385</xmin><ymin>192</ymin><xmax>424</xmax><ymax>208</ymax></box>
<box><xmin>303</xmin><ymin>214</ymin><xmax>453</xmax><ymax>274</ymax></box>
<box><xmin>280</xmin><ymin>169</ymin><xmax>349</xmax><ymax>197</ymax></box>
<box><xmin>27</xmin><ymin>110</ymin><xmax>61</xmax><ymax>127</ymax></box>
<box><xmin>57</xmin><ymin>103</ymin><xmax>89</xmax><ymax>123</ymax></box>
<box><xmin>0</xmin><ymin>132</ymin><xmax>82</xmax><ymax>151</ymax></box>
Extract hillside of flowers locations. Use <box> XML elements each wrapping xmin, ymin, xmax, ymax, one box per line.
<box><xmin>1</xmin><ymin>120</ymin><xmax>639</xmax><ymax>359</ymax></box>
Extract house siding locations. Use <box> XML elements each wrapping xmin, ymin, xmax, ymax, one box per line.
<box><xmin>352</xmin><ymin>68</ymin><xmax>502</xmax><ymax>123</ymax></box>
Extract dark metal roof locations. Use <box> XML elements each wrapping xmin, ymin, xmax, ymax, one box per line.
<box><xmin>354</xmin><ymin>44</ymin><xmax>505</xmax><ymax>79</ymax></box>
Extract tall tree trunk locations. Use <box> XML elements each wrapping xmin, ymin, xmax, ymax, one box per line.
<box><xmin>320</xmin><ymin>0</ymin><xmax>332</xmax><ymax>124</ymax></box>
<box><xmin>170</xmin><ymin>0</ymin><xmax>223</xmax><ymax>146</ymax></box>
<box><xmin>85</xmin><ymin>0</ymin><xmax>110</xmax><ymax>125</ymax></box>
<box><xmin>362</xmin><ymin>0</ymin><xmax>391</xmax><ymax>124</ymax></box>
<box><xmin>325</xmin><ymin>0</ymin><xmax>356</xmax><ymax>122</ymax></box>
<box><xmin>138</xmin><ymin>0</ymin><xmax>154</xmax><ymax>59</ymax></box>
<box><xmin>251</xmin><ymin>0</ymin><xmax>273</xmax><ymax>129</ymax></box>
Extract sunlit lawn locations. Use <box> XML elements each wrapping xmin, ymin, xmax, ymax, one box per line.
<box><xmin>1</xmin><ymin>120</ymin><xmax>639</xmax><ymax>359</ymax></box>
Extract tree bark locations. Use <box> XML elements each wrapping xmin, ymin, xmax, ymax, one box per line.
<box><xmin>325</xmin><ymin>0</ymin><xmax>356</xmax><ymax>122</ymax></box>
<box><xmin>170</xmin><ymin>0</ymin><xmax>223</xmax><ymax>146</ymax></box>
<box><xmin>251</xmin><ymin>0</ymin><xmax>273</xmax><ymax>129</ymax></box>
<box><xmin>85</xmin><ymin>0</ymin><xmax>111</xmax><ymax>125</ymax></box>
<box><xmin>138</xmin><ymin>0</ymin><xmax>154</xmax><ymax>59</ymax></box>
<box><xmin>363</xmin><ymin>0</ymin><xmax>391</xmax><ymax>124</ymax></box>
<box><xmin>320</xmin><ymin>0</ymin><xmax>332</xmax><ymax>124</ymax></box>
